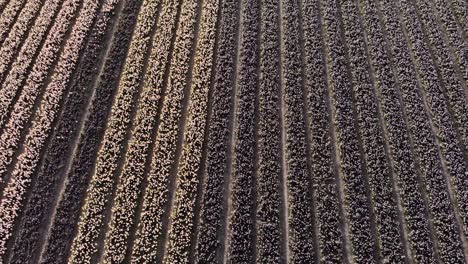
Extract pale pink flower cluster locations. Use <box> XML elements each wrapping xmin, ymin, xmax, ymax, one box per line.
<box><xmin>0</xmin><ymin>0</ymin><xmax>102</xmax><ymax>257</ymax></box>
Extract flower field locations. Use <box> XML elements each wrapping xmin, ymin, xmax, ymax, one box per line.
<box><xmin>0</xmin><ymin>0</ymin><xmax>466</xmax><ymax>263</ymax></box>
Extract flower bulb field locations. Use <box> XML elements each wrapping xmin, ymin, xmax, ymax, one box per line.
<box><xmin>0</xmin><ymin>0</ymin><xmax>466</xmax><ymax>263</ymax></box>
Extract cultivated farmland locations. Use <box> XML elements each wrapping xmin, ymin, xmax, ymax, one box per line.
<box><xmin>0</xmin><ymin>0</ymin><xmax>466</xmax><ymax>263</ymax></box>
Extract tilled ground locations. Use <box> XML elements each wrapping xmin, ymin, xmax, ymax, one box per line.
<box><xmin>0</xmin><ymin>0</ymin><xmax>466</xmax><ymax>263</ymax></box>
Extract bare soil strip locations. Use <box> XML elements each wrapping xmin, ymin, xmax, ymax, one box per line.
<box><xmin>193</xmin><ymin>0</ymin><xmax>240</xmax><ymax>262</ymax></box>
<box><xmin>1</xmin><ymin>0</ymin><xmax>466</xmax><ymax>262</ymax></box>
<box><xmin>38</xmin><ymin>1</ymin><xmax>146</xmax><ymax>263</ymax></box>
<box><xmin>7</xmin><ymin>1</ymin><xmax>119</xmax><ymax>263</ymax></box>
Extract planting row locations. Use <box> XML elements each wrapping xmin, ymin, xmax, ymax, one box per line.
<box><xmin>0</xmin><ymin>0</ymin><xmax>81</xmax><ymax>192</ymax></box>
<box><xmin>395</xmin><ymin>0</ymin><xmax>465</xmax><ymax>261</ymax></box>
<box><xmin>68</xmin><ymin>0</ymin><xmax>162</xmax><ymax>262</ymax></box>
<box><xmin>397</xmin><ymin>0</ymin><xmax>466</xmax><ymax>152</ymax></box>
<box><xmin>256</xmin><ymin>0</ymin><xmax>283</xmax><ymax>261</ymax></box>
<box><xmin>38</xmin><ymin>0</ymin><xmax>145</xmax><ymax>262</ymax></box>
<box><xmin>448</xmin><ymin>0</ymin><xmax>466</xmax><ymax>33</ymax></box>
<box><xmin>0</xmin><ymin>0</ymin><xmax>63</xmax><ymax>110</ymax></box>
<box><xmin>340</xmin><ymin>1</ymin><xmax>406</xmax><ymax>262</ymax></box>
<box><xmin>164</xmin><ymin>0</ymin><xmax>220</xmax><ymax>261</ymax></box>
<box><xmin>301</xmin><ymin>0</ymin><xmax>345</xmax><ymax>262</ymax></box>
<box><xmin>411</xmin><ymin>0</ymin><xmax>468</xmax><ymax>237</ymax></box>
<box><xmin>129</xmin><ymin>0</ymin><xmax>201</xmax><ymax>260</ymax></box>
<box><xmin>8</xmin><ymin>0</ymin><xmax>121</xmax><ymax>262</ymax></box>
<box><xmin>224</xmin><ymin>0</ymin><xmax>259</xmax><ymax>261</ymax></box>
<box><xmin>367</xmin><ymin>0</ymin><xmax>438</xmax><ymax>261</ymax></box>
<box><xmin>420</xmin><ymin>0</ymin><xmax>467</xmax><ymax>114</ymax></box>
<box><xmin>321</xmin><ymin>0</ymin><xmax>377</xmax><ymax>262</ymax></box>
<box><xmin>0</xmin><ymin>0</ymin><xmax>27</xmax><ymax>45</ymax></box>
<box><xmin>413</xmin><ymin>0</ymin><xmax>467</xmax><ymax>148</ymax></box>
<box><xmin>431</xmin><ymin>0</ymin><xmax>467</xmax><ymax>81</ymax></box>
<box><xmin>0</xmin><ymin>0</ymin><xmax>45</xmax><ymax>77</ymax></box>
<box><xmin>0</xmin><ymin>0</ymin><xmax>101</xmax><ymax>260</ymax></box>
<box><xmin>100</xmin><ymin>0</ymin><xmax>181</xmax><ymax>261</ymax></box>
<box><xmin>0</xmin><ymin>0</ymin><xmax>464</xmax><ymax>261</ymax></box>
<box><xmin>281</xmin><ymin>0</ymin><xmax>318</xmax><ymax>261</ymax></box>
<box><xmin>193</xmin><ymin>0</ymin><xmax>240</xmax><ymax>261</ymax></box>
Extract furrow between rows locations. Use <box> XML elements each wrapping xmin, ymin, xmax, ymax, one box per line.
<box><xmin>372</xmin><ymin>0</ymin><xmax>441</xmax><ymax>261</ymax></box>
<box><xmin>0</xmin><ymin>0</ymin><xmax>43</xmax><ymax>50</ymax></box>
<box><xmin>0</xmin><ymin>0</ymin><xmax>27</xmax><ymax>46</ymax></box>
<box><xmin>7</xmin><ymin>0</ymin><xmax>123</xmax><ymax>263</ymax></box>
<box><xmin>129</xmin><ymin>0</ymin><xmax>201</xmax><ymax>260</ymax></box>
<box><xmin>281</xmin><ymin>0</ymin><xmax>319</xmax><ymax>261</ymax></box>
<box><xmin>0</xmin><ymin>0</ymin><xmax>102</xmax><ymax>260</ymax></box>
<box><xmin>225</xmin><ymin>0</ymin><xmax>260</xmax><ymax>260</ymax></box>
<box><xmin>67</xmin><ymin>0</ymin><xmax>162</xmax><ymax>262</ymax></box>
<box><xmin>410</xmin><ymin>0</ymin><xmax>468</xmax><ymax>239</ymax></box>
<box><xmin>164</xmin><ymin>0</ymin><xmax>219</xmax><ymax>260</ymax></box>
<box><xmin>301</xmin><ymin>0</ymin><xmax>345</xmax><ymax>262</ymax></box>
<box><xmin>100</xmin><ymin>0</ymin><xmax>181</xmax><ymax>261</ymax></box>
<box><xmin>430</xmin><ymin>0</ymin><xmax>467</xmax><ymax>83</ymax></box>
<box><xmin>0</xmin><ymin>0</ymin><xmax>65</xmax><ymax>111</ymax></box>
<box><xmin>340</xmin><ymin>1</ymin><xmax>407</xmax><ymax>262</ymax></box>
<box><xmin>0</xmin><ymin>0</ymin><xmax>82</xmax><ymax>196</ymax></box>
<box><xmin>396</xmin><ymin>0</ymin><xmax>466</xmax><ymax>261</ymax></box>
<box><xmin>321</xmin><ymin>0</ymin><xmax>377</xmax><ymax>262</ymax></box>
<box><xmin>256</xmin><ymin>0</ymin><xmax>283</xmax><ymax>261</ymax></box>
<box><xmin>448</xmin><ymin>0</ymin><xmax>467</xmax><ymax>34</ymax></box>
<box><xmin>38</xmin><ymin>0</ymin><xmax>145</xmax><ymax>262</ymax></box>
<box><xmin>193</xmin><ymin>0</ymin><xmax>240</xmax><ymax>261</ymax></box>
